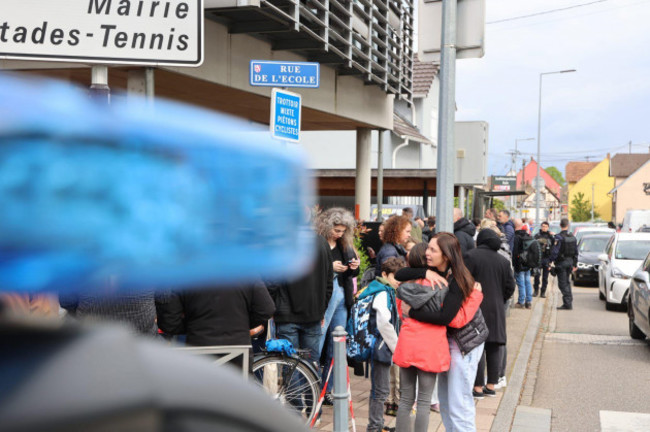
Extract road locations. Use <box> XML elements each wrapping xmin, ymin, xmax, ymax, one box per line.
<box><xmin>528</xmin><ymin>282</ymin><xmax>650</xmax><ymax>431</ymax></box>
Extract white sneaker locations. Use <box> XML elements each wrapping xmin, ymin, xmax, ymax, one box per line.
<box><xmin>495</xmin><ymin>376</ymin><xmax>507</xmax><ymax>389</ymax></box>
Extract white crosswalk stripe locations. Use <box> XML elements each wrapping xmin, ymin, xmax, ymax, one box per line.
<box><xmin>600</xmin><ymin>410</ymin><xmax>650</xmax><ymax>432</ymax></box>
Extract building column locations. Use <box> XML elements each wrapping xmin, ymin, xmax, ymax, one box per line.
<box><xmin>355</xmin><ymin>128</ymin><xmax>372</xmax><ymax>220</ymax></box>
<box><xmin>127</xmin><ymin>68</ymin><xmax>155</xmax><ymax>104</ymax></box>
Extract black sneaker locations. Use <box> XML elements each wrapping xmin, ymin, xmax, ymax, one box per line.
<box><xmin>540</xmin><ymin>293</ymin><xmax>546</xmax><ymax>298</ymax></box>
<box><xmin>322</xmin><ymin>392</ymin><xmax>334</xmax><ymax>406</ymax></box>
<box><xmin>483</xmin><ymin>386</ymin><xmax>496</xmax><ymax>397</ymax></box>
<box><xmin>557</xmin><ymin>305</ymin><xmax>572</xmax><ymax>310</ymax></box>
<box><xmin>472</xmin><ymin>389</ymin><xmax>484</xmax><ymax>399</ymax></box>
<box><xmin>525</xmin><ymin>302</ymin><xmax>532</xmax><ymax>309</ymax></box>
<box><xmin>533</xmin><ymin>290</ymin><xmax>539</xmax><ymax>297</ymax></box>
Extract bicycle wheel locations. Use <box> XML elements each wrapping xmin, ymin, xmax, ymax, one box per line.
<box><xmin>252</xmin><ymin>354</ymin><xmax>320</xmax><ymax>424</ymax></box>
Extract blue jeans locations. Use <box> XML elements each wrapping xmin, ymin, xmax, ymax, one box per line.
<box><xmin>439</xmin><ymin>338</ymin><xmax>484</xmax><ymax>432</ymax></box>
<box><xmin>275</xmin><ymin>321</ymin><xmax>322</xmax><ymax>365</ymax></box>
<box><xmin>320</xmin><ymin>278</ymin><xmax>348</xmax><ymax>391</ymax></box>
<box><xmin>515</xmin><ymin>270</ymin><xmax>533</xmax><ymax>304</ymax></box>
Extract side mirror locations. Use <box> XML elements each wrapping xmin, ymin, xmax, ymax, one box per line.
<box><xmin>633</xmin><ymin>270</ymin><xmax>650</xmax><ymax>285</ymax></box>
<box><xmin>597</xmin><ymin>253</ymin><xmax>608</xmax><ymax>262</ymax></box>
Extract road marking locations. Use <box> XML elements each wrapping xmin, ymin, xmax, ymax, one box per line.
<box><xmin>601</xmin><ymin>410</ymin><xmax>650</xmax><ymax>431</ymax></box>
<box><xmin>545</xmin><ymin>333</ymin><xmax>646</xmax><ymax>346</ymax></box>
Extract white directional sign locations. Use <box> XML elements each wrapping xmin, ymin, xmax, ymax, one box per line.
<box><xmin>0</xmin><ymin>0</ymin><xmax>204</xmax><ymax>66</ymax></box>
<box><xmin>270</xmin><ymin>88</ymin><xmax>301</xmax><ymax>142</ymax></box>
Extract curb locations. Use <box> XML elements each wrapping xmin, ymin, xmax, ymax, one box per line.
<box><xmin>490</xmin><ymin>288</ymin><xmax>546</xmax><ymax>432</ymax></box>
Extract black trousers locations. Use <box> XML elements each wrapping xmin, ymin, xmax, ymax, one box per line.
<box><xmin>556</xmin><ymin>261</ymin><xmax>573</xmax><ymax>307</ymax></box>
<box><xmin>474</xmin><ymin>342</ymin><xmax>502</xmax><ymax>387</ymax></box>
<box><xmin>534</xmin><ymin>266</ymin><xmax>550</xmax><ymax>293</ymax></box>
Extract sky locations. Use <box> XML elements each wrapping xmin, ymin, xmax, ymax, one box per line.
<box><xmin>453</xmin><ymin>0</ymin><xmax>650</xmax><ymax>177</ymax></box>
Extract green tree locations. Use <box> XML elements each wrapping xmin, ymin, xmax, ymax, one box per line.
<box><xmin>492</xmin><ymin>198</ymin><xmax>505</xmax><ymax>211</ymax></box>
<box><xmin>570</xmin><ymin>192</ymin><xmax>599</xmax><ymax>222</ymax></box>
<box><xmin>545</xmin><ymin>166</ymin><xmax>565</xmax><ymax>186</ymax></box>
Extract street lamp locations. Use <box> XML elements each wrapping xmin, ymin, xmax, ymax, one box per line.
<box><xmin>536</xmin><ymin>69</ymin><xmax>576</xmax><ymax>226</ymax></box>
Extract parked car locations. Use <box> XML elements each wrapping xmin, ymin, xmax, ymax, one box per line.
<box><xmin>638</xmin><ymin>225</ymin><xmax>650</xmax><ymax>233</ymax></box>
<box><xmin>574</xmin><ymin>227</ymin><xmax>615</xmax><ymax>244</ymax></box>
<box><xmin>628</xmin><ymin>251</ymin><xmax>650</xmax><ymax>340</ymax></box>
<box><xmin>598</xmin><ymin>233</ymin><xmax>650</xmax><ymax>311</ymax></box>
<box><xmin>572</xmin><ymin>233</ymin><xmax>613</xmax><ymax>286</ymax></box>
<box><xmin>621</xmin><ymin>209</ymin><xmax>650</xmax><ymax>233</ymax></box>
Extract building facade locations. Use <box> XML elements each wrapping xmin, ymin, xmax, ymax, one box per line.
<box><xmin>567</xmin><ymin>156</ymin><xmax>614</xmax><ymax>222</ymax></box>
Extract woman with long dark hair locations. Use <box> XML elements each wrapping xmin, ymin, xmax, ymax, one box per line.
<box><xmin>396</xmin><ymin>233</ymin><xmax>488</xmax><ymax>432</ymax></box>
<box><xmin>393</xmin><ymin>238</ymin><xmax>485</xmax><ymax>432</ymax></box>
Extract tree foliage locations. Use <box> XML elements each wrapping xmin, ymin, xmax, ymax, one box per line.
<box><xmin>492</xmin><ymin>198</ymin><xmax>506</xmax><ymax>211</ymax></box>
<box><xmin>545</xmin><ymin>166</ymin><xmax>565</xmax><ymax>186</ymax></box>
<box><xmin>570</xmin><ymin>192</ymin><xmax>598</xmax><ymax>222</ymax></box>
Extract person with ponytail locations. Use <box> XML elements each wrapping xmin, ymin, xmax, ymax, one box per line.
<box><xmin>395</xmin><ymin>233</ymin><xmax>489</xmax><ymax>432</ymax></box>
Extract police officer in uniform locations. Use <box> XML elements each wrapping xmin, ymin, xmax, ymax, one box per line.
<box><xmin>549</xmin><ymin>218</ymin><xmax>578</xmax><ymax>310</ymax></box>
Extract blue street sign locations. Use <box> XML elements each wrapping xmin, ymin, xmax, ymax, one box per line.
<box><xmin>270</xmin><ymin>88</ymin><xmax>301</xmax><ymax>142</ymax></box>
<box><xmin>250</xmin><ymin>60</ymin><xmax>319</xmax><ymax>88</ymax></box>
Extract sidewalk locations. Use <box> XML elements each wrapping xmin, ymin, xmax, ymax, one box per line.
<box><xmin>317</xmin><ymin>293</ymin><xmax>543</xmax><ymax>431</ymax></box>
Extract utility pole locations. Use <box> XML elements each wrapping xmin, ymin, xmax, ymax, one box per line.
<box><xmin>435</xmin><ymin>0</ymin><xmax>457</xmax><ymax>233</ymax></box>
<box><xmin>591</xmin><ymin>183</ymin><xmax>595</xmax><ymax>222</ymax></box>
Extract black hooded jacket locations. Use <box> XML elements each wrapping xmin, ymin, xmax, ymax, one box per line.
<box><xmin>453</xmin><ymin>218</ymin><xmax>476</xmax><ymax>254</ymax></box>
<box><xmin>464</xmin><ymin>229</ymin><xmax>516</xmax><ymax>344</ymax></box>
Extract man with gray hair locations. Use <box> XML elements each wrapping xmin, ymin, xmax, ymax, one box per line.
<box><xmin>453</xmin><ymin>208</ymin><xmax>476</xmax><ymax>254</ymax></box>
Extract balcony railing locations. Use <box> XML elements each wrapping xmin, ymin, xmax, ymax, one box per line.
<box><xmin>206</xmin><ymin>0</ymin><xmax>414</xmax><ymax>103</ymax></box>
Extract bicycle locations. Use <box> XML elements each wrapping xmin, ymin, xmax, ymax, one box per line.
<box><xmin>251</xmin><ymin>344</ymin><xmax>321</xmax><ymax>425</ymax></box>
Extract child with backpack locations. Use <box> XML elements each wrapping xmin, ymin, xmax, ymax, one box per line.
<box><xmin>348</xmin><ymin>257</ymin><xmax>406</xmax><ymax>432</ymax></box>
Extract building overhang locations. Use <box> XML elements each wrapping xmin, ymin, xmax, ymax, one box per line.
<box><xmin>17</xmin><ymin>67</ymin><xmax>379</xmax><ymax>130</ymax></box>
<box><xmin>315</xmin><ymin>168</ymin><xmax>438</xmax><ymax>196</ymax></box>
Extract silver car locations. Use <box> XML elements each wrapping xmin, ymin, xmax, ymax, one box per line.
<box><xmin>628</xmin><ymin>251</ymin><xmax>650</xmax><ymax>340</ymax></box>
<box><xmin>597</xmin><ymin>233</ymin><xmax>650</xmax><ymax>311</ymax></box>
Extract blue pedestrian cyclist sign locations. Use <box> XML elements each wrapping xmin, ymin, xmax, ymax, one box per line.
<box><xmin>270</xmin><ymin>89</ymin><xmax>301</xmax><ymax>142</ymax></box>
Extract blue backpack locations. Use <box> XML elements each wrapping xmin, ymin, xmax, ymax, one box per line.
<box><xmin>346</xmin><ymin>281</ymin><xmax>398</xmax><ymax>363</ymax></box>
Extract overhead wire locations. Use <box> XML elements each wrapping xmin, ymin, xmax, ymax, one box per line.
<box><xmin>486</xmin><ymin>0</ymin><xmax>610</xmax><ymax>24</ymax></box>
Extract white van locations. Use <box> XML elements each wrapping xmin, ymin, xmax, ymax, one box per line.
<box><xmin>621</xmin><ymin>209</ymin><xmax>650</xmax><ymax>232</ymax></box>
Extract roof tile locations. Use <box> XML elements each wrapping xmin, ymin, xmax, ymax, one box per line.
<box><xmin>565</xmin><ymin>161</ymin><xmax>598</xmax><ymax>182</ymax></box>
<box><xmin>610</xmin><ymin>153</ymin><xmax>650</xmax><ymax>177</ymax></box>
<box><xmin>413</xmin><ymin>58</ymin><xmax>438</xmax><ymax>98</ymax></box>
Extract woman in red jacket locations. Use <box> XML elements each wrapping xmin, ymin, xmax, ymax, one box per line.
<box><xmin>393</xmin><ymin>240</ymin><xmax>483</xmax><ymax>432</ymax></box>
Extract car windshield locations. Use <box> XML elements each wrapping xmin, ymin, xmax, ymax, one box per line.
<box><xmin>580</xmin><ymin>237</ymin><xmax>610</xmax><ymax>253</ymax></box>
<box><xmin>615</xmin><ymin>241</ymin><xmax>650</xmax><ymax>260</ymax></box>
<box><xmin>576</xmin><ymin>230</ymin><xmax>612</xmax><ymax>243</ymax></box>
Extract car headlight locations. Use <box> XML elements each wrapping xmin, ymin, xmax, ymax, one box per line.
<box><xmin>611</xmin><ymin>267</ymin><xmax>630</xmax><ymax>279</ymax></box>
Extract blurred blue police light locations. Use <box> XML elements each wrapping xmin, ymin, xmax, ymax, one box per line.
<box><xmin>0</xmin><ymin>74</ymin><xmax>315</xmax><ymax>294</ymax></box>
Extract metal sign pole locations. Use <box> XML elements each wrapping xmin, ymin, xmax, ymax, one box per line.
<box><xmin>435</xmin><ymin>0</ymin><xmax>457</xmax><ymax>233</ymax></box>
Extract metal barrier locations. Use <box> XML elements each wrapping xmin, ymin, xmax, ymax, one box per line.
<box><xmin>332</xmin><ymin>326</ymin><xmax>350</xmax><ymax>432</ymax></box>
<box><xmin>178</xmin><ymin>345</ymin><xmax>251</xmax><ymax>380</ymax></box>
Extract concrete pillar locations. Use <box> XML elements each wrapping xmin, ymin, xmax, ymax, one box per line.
<box><xmin>127</xmin><ymin>69</ymin><xmax>147</xmax><ymax>99</ymax></box>
<box><xmin>459</xmin><ymin>186</ymin><xmax>465</xmax><ymax>216</ymax></box>
<box><xmin>355</xmin><ymin>128</ymin><xmax>372</xmax><ymax>220</ymax></box>
<box><xmin>127</xmin><ymin>68</ymin><xmax>155</xmax><ymax>105</ymax></box>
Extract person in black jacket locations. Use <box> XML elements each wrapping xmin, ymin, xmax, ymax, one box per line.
<box><xmin>266</xmin><ymin>233</ymin><xmax>334</xmax><ymax>363</ymax></box>
<box><xmin>533</xmin><ymin>221</ymin><xmax>555</xmax><ymax>298</ymax></box>
<box><xmin>465</xmin><ymin>229</ymin><xmax>516</xmax><ymax>398</ymax></box>
<box><xmin>315</xmin><ymin>207</ymin><xmax>359</xmax><ymax>398</ymax></box>
<box><xmin>453</xmin><ymin>208</ymin><xmax>476</xmax><ymax>254</ymax></box>
<box><xmin>512</xmin><ymin>218</ymin><xmax>534</xmax><ymax>309</ymax></box>
<box><xmin>155</xmin><ymin>280</ymin><xmax>275</xmax><ymax>371</ymax></box>
<box><xmin>549</xmin><ymin>218</ymin><xmax>578</xmax><ymax>310</ymax></box>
